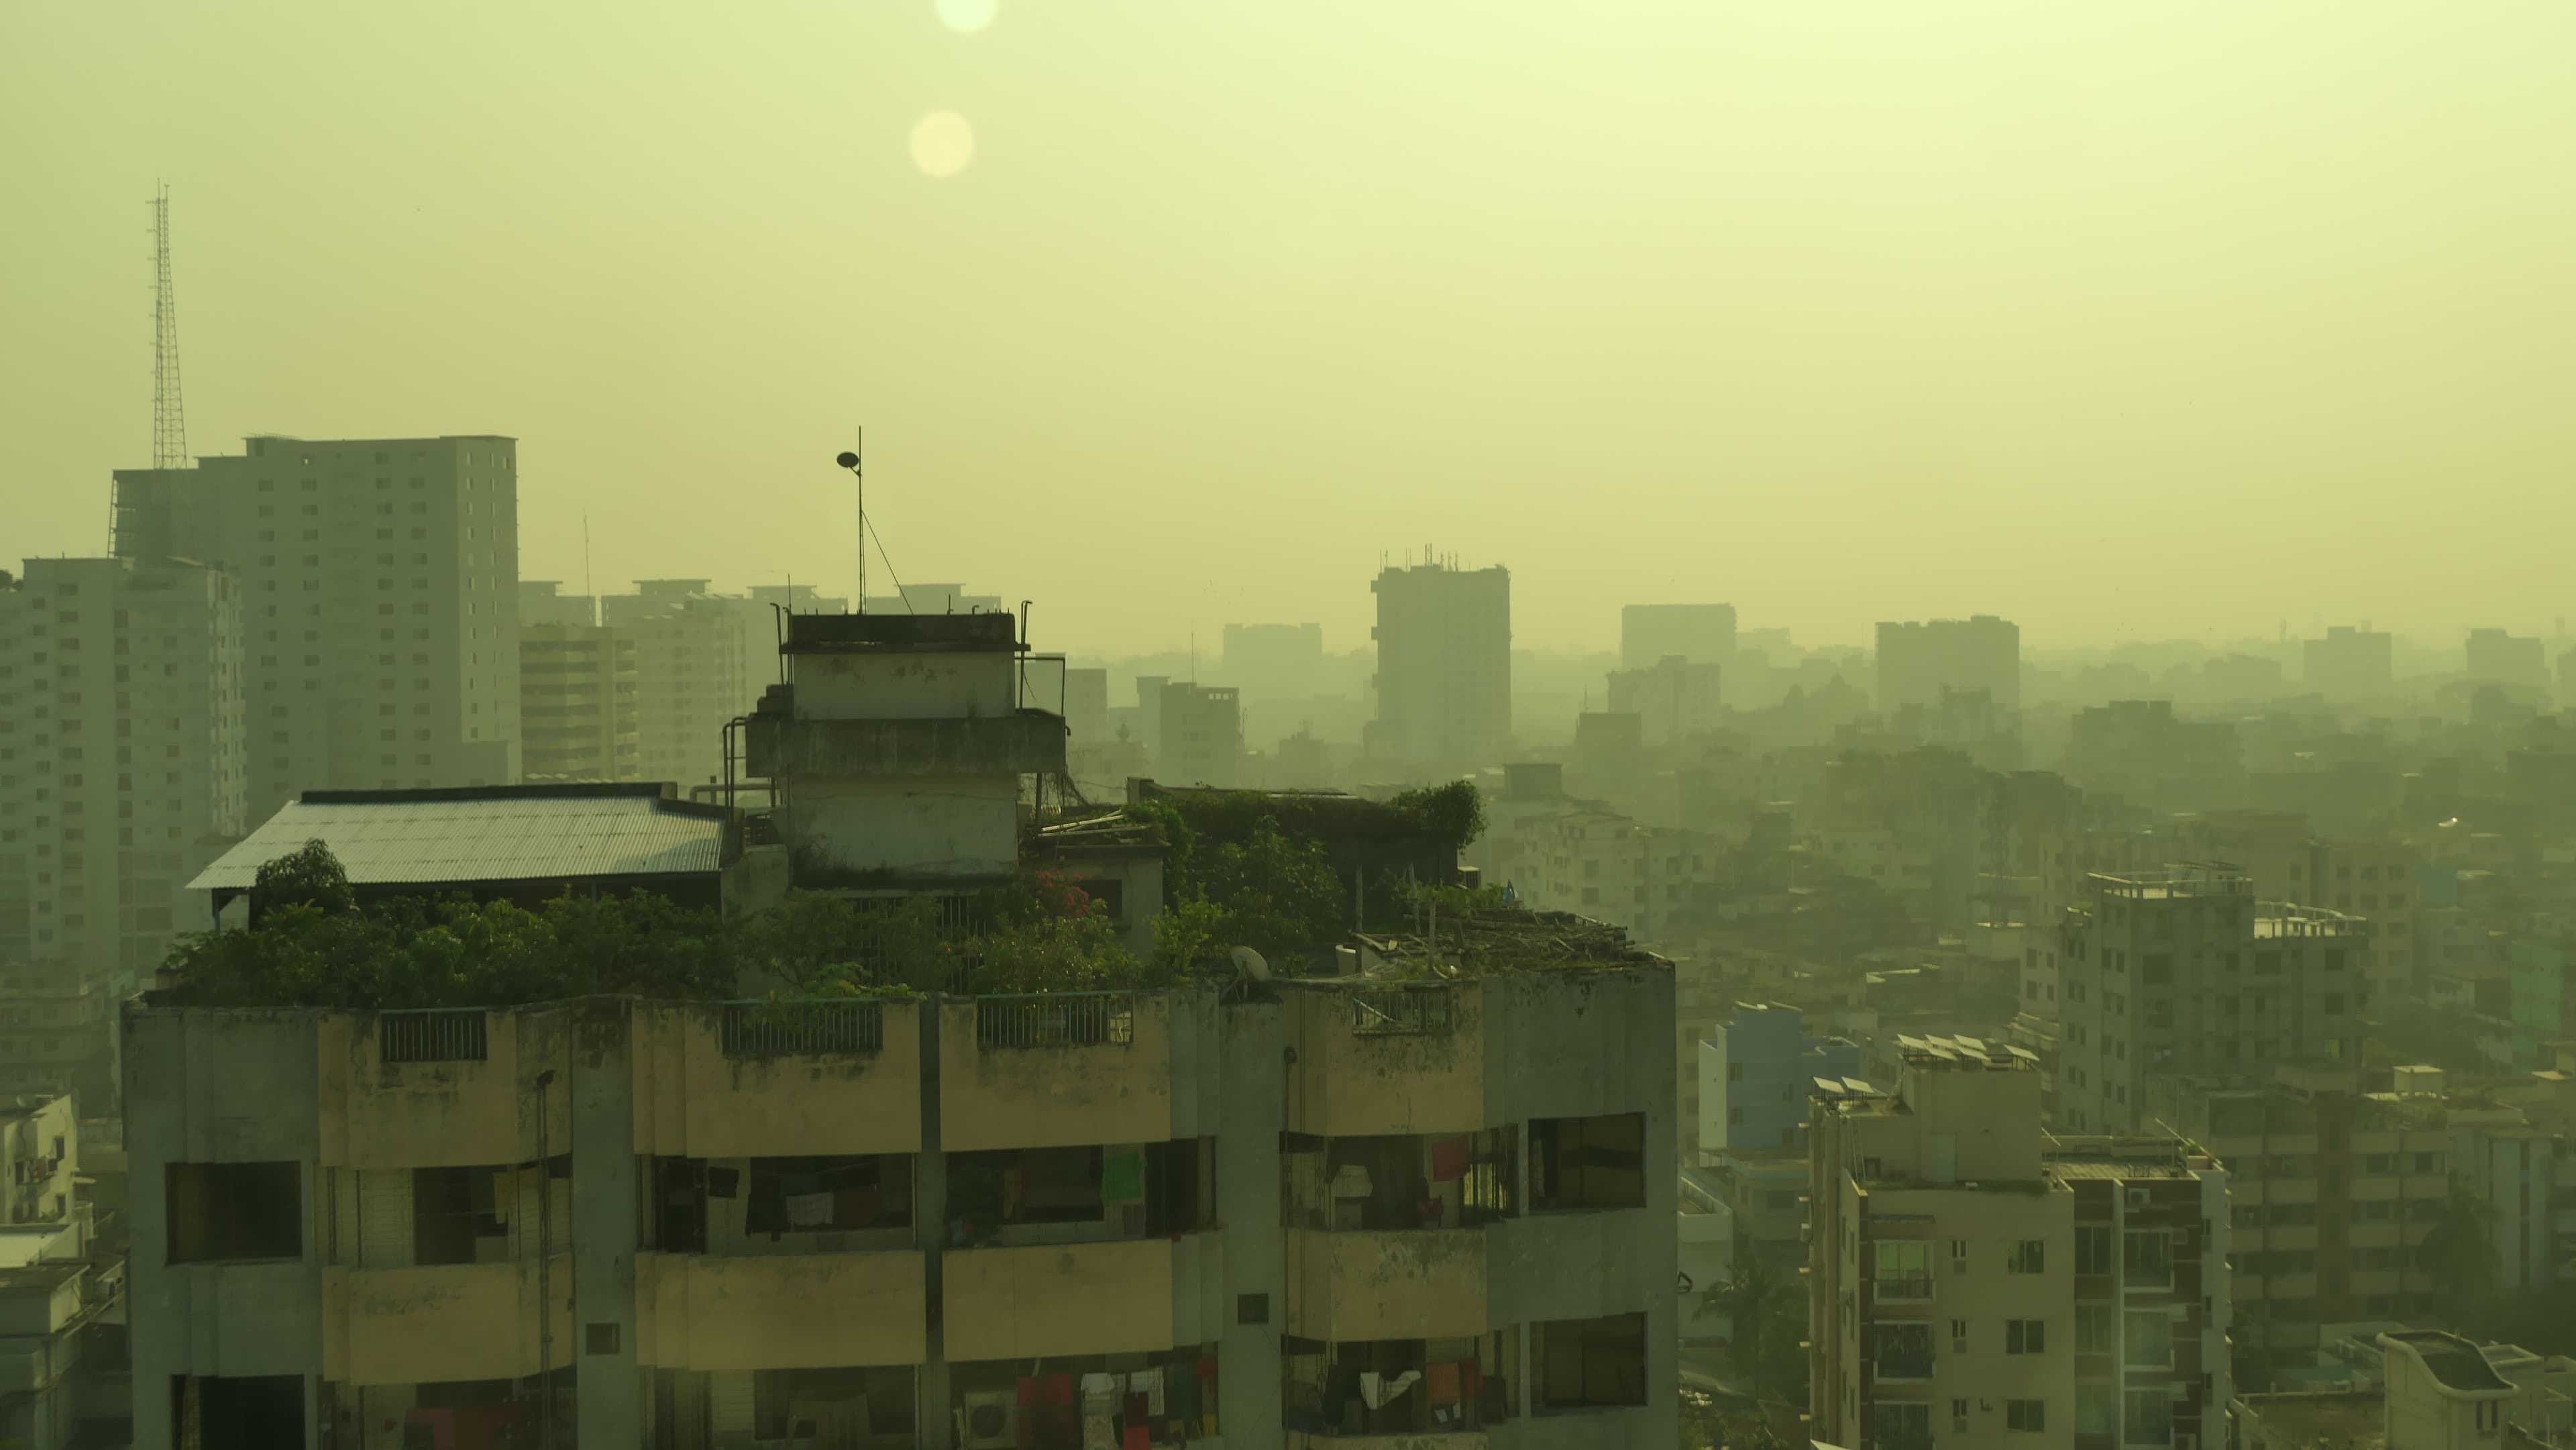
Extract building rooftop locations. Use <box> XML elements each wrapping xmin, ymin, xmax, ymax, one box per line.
<box><xmin>1345</xmin><ymin>910</ymin><xmax>1666</xmax><ymax>978</ymax></box>
<box><xmin>780</xmin><ymin>611</ymin><xmax>1018</xmax><ymax>653</ymax></box>
<box><xmin>2091</xmin><ymin>864</ymin><xmax>2251</xmax><ymax>899</ymax></box>
<box><xmin>2385</xmin><ymin>1331</ymin><xmax>2516</xmax><ymax>1394</ymax></box>
<box><xmin>2231</xmin><ymin>1390</ymin><xmax>2384</xmax><ymax>1450</ymax></box>
<box><xmin>189</xmin><ymin>784</ymin><xmax>730</xmax><ymax>895</ymax></box>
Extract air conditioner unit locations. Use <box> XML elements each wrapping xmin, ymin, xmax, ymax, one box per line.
<box><xmin>961</xmin><ymin>1389</ymin><xmax>1017</xmax><ymax>1450</ymax></box>
<box><xmin>2128</xmin><ymin>1186</ymin><xmax>2152</xmax><ymax>1208</ymax></box>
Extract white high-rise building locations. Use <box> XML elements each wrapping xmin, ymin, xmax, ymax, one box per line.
<box><xmin>111</xmin><ymin>435</ymin><xmax>521</xmax><ymax>817</ymax></box>
<box><xmin>1366</xmin><ymin>553</ymin><xmax>1511</xmax><ymax>770</ymax></box>
<box><xmin>602</xmin><ymin>580</ymin><xmax>749</xmax><ymax>792</ymax></box>
<box><xmin>0</xmin><ymin>557</ymin><xmax>246</xmax><ymax>1103</ymax></box>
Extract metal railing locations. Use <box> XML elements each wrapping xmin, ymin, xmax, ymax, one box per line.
<box><xmin>720</xmin><ymin>1000</ymin><xmax>885</xmax><ymax>1058</ymax></box>
<box><xmin>379</xmin><ymin>1009</ymin><xmax>488</xmax><ymax>1064</ymax></box>
<box><xmin>1350</xmin><ymin>986</ymin><xmax>1454</xmax><ymax>1036</ymax></box>
<box><xmin>975</xmin><ymin>992</ymin><xmax>1134</xmax><ymax>1049</ymax></box>
<box><xmin>1872</xmin><ymin>1272</ymin><xmax>1934</xmax><ymax>1301</ymax></box>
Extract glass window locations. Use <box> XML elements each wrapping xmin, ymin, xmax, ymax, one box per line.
<box><xmin>2007</xmin><ymin>1398</ymin><xmax>2046</xmax><ymax>1433</ymax></box>
<box><xmin>2076</xmin><ymin>1304</ymin><xmax>2115</xmax><ymax>1353</ymax></box>
<box><xmin>2008</xmin><ymin>1239</ymin><xmax>2046</xmax><ymax>1274</ymax></box>
<box><xmin>2006</xmin><ymin>1318</ymin><xmax>2047</xmax><ymax>1355</ymax></box>
<box><xmin>2123</xmin><ymin>1310</ymin><xmax>2171</xmax><ymax>1368</ymax></box>
<box><xmin>2076</xmin><ymin>1226</ymin><xmax>2113</xmax><ymax>1275</ymax></box>
<box><xmin>1876</xmin><ymin>1240</ymin><xmax>1932</xmax><ymax>1299</ymax></box>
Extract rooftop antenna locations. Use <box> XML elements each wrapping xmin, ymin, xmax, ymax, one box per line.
<box><xmin>582</xmin><ymin>515</ymin><xmax>594</xmax><ymax>621</ymax></box>
<box><xmin>835</xmin><ymin>429</ymin><xmax>864</xmax><ymax>612</ymax></box>
<box><xmin>150</xmin><ymin>183</ymin><xmax>188</xmax><ymax>470</ymax></box>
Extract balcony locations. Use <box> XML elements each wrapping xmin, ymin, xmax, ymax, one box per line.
<box><xmin>635</xmin><ymin>1251</ymin><xmax>926</xmax><ymax>1369</ymax></box>
<box><xmin>1285</xmin><ymin>984</ymin><xmax>1485</xmax><ymax>1139</ymax></box>
<box><xmin>631</xmin><ymin>1000</ymin><xmax>921</xmax><ymax>1159</ymax></box>
<box><xmin>945</xmin><ymin>1237</ymin><xmax>1174</xmax><ymax>1360</ymax></box>
<box><xmin>1285</xmin><ymin>1229</ymin><xmax>1489</xmax><ymax>1343</ymax></box>
<box><xmin>1873</xmin><ymin>1272</ymin><xmax>1933</xmax><ymax>1302</ymax></box>
<box><xmin>324</xmin><ymin>1257</ymin><xmax>570</xmax><ymax>1386</ymax></box>
<box><xmin>320</xmin><ymin>1009</ymin><xmax>532</xmax><ymax>1170</ymax></box>
<box><xmin>1872</xmin><ymin>1325</ymin><xmax>1936</xmax><ymax>1384</ymax></box>
<box><xmin>939</xmin><ymin>996</ymin><xmax>1172</xmax><ymax>1153</ymax></box>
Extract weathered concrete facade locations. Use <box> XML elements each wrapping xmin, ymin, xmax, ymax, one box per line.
<box><xmin>128</xmin><ymin>966</ymin><xmax>1674</xmax><ymax>1447</ymax></box>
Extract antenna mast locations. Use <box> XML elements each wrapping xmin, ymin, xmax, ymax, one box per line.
<box><xmin>151</xmin><ymin>184</ymin><xmax>188</xmax><ymax>470</ymax></box>
<box><xmin>853</xmin><ymin>427</ymin><xmax>865</xmax><ymax>613</ymax></box>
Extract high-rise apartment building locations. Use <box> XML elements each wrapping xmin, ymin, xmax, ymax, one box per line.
<box><xmin>0</xmin><ymin>558</ymin><xmax>246</xmax><ymax>1105</ymax></box>
<box><xmin>1367</xmin><ymin>554</ymin><xmax>1510</xmax><ymax>770</ymax></box>
<box><xmin>1220</xmin><ymin>623</ymin><xmax>1325</xmax><ymax>698</ymax></box>
<box><xmin>518</xmin><ymin>584</ymin><xmax>640</xmax><ymax>785</ymax></box>
<box><xmin>1620</xmin><ymin>603</ymin><xmax>1734</xmax><ymax>672</ymax></box>
<box><xmin>2464</xmin><ymin>628</ymin><xmax>2546</xmax><ymax>692</ymax></box>
<box><xmin>1875</xmin><ymin>615</ymin><xmax>2021</xmax><ymax>713</ymax></box>
<box><xmin>2145</xmin><ymin>1064</ymin><xmax>2452</xmax><ymax>1370</ymax></box>
<box><xmin>1809</xmin><ymin>1035</ymin><xmax>2230</xmax><ymax>1450</ymax></box>
<box><xmin>1155</xmin><ymin>682</ymin><xmax>1242</xmax><ymax>787</ymax></box>
<box><xmin>129</xmin><ymin>955</ymin><xmax>1677</xmax><ymax>1448</ymax></box>
<box><xmin>111</xmin><ymin>434</ymin><xmax>521</xmax><ymax>815</ymax></box>
<box><xmin>2057</xmin><ymin>868</ymin><xmax>2367</xmax><ymax>1135</ymax></box>
<box><xmin>1606</xmin><ymin>655</ymin><xmax>1723</xmax><ymax>746</ymax></box>
<box><xmin>2301</xmin><ymin>626</ymin><xmax>2393</xmax><ymax>702</ymax></box>
<box><xmin>603</xmin><ymin>580</ymin><xmax>749</xmax><ymax>792</ymax></box>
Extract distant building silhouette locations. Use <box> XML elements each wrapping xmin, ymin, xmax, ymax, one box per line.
<box><xmin>1874</xmin><ymin>614</ymin><xmax>2020</xmax><ymax>713</ymax></box>
<box><xmin>112</xmin><ymin>433</ymin><xmax>520</xmax><ymax>815</ymax></box>
<box><xmin>1619</xmin><ymin>602</ymin><xmax>1734</xmax><ymax>672</ymax></box>
<box><xmin>1366</xmin><ymin>552</ymin><xmax>1510</xmax><ymax>770</ymax></box>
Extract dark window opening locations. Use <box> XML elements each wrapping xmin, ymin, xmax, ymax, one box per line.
<box><xmin>413</xmin><ymin>1166</ymin><xmax>508</xmax><ymax>1266</ymax></box>
<box><xmin>1536</xmin><ymin>1312</ymin><xmax>1647</xmax><ymax>1410</ymax></box>
<box><xmin>1532</xmin><ymin>1113</ymin><xmax>1646</xmax><ymax>1211</ymax></box>
<box><xmin>166</xmin><ymin>1162</ymin><xmax>301</xmax><ymax>1263</ymax></box>
<box><xmin>176</xmin><ymin>1374</ymin><xmax>305</xmax><ymax>1450</ymax></box>
<box><xmin>1285</xmin><ymin>1334</ymin><xmax>1510</xmax><ymax>1434</ymax></box>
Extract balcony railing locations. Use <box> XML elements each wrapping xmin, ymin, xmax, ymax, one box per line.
<box><xmin>975</xmin><ymin>992</ymin><xmax>1134</xmax><ymax>1049</ymax></box>
<box><xmin>379</xmin><ymin>1009</ymin><xmax>488</xmax><ymax>1064</ymax></box>
<box><xmin>720</xmin><ymin>1000</ymin><xmax>885</xmax><ymax>1058</ymax></box>
<box><xmin>1873</xmin><ymin>1272</ymin><xmax>1933</xmax><ymax>1301</ymax></box>
<box><xmin>1350</xmin><ymin>986</ymin><xmax>1454</xmax><ymax>1036</ymax></box>
<box><xmin>1875</xmin><ymin>1352</ymin><xmax>1935</xmax><ymax>1382</ymax></box>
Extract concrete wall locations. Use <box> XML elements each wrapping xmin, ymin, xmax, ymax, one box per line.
<box><xmin>127</xmin><ymin>1008</ymin><xmax>328</xmax><ymax>1450</ymax></box>
<box><xmin>1285</xmin><ymin>984</ymin><xmax>1487</xmax><ymax>1137</ymax></box>
<box><xmin>792</xmin><ymin>651</ymin><xmax>1016</xmax><ymax>721</ymax></box>
<box><xmin>1284</xmin><ymin>1227</ymin><xmax>1488</xmax><ymax>1341</ymax></box>
<box><xmin>629</xmin><ymin>1000</ymin><xmax>922</xmax><ymax>1158</ymax></box>
<box><xmin>939</xmin><ymin>996</ymin><xmax>1173</xmax><ymax>1152</ymax></box>
<box><xmin>792</xmin><ymin>774</ymin><xmax>1021</xmax><ymax>878</ymax></box>
<box><xmin>323</xmin><ymin>1257</ymin><xmax>571</xmax><ymax>1386</ymax></box>
<box><xmin>319</xmin><ymin>1011</ymin><xmax>550</xmax><ymax>1170</ymax></box>
<box><xmin>636</xmin><ymin>1251</ymin><xmax>925</xmax><ymax>1369</ymax></box>
<box><xmin>944</xmin><ymin>1239</ymin><xmax>1174</xmax><ymax>1360</ymax></box>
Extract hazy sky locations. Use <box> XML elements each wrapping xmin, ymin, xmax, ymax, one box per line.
<box><xmin>5</xmin><ymin>2</ymin><xmax>2572</xmax><ymax>654</ymax></box>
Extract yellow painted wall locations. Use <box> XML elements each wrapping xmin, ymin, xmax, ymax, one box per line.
<box><xmin>943</xmin><ymin>1239</ymin><xmax>1173</xmax><ymax>1361</ymax></box>
<box><xmin>1283</xmin><ymin>1229</ymin><xmax>1488</xmax><ymax>1342</ymax></box>
<box><xmin>1284</xmin><ymin>986</ymin><xmax>1485</xmax><ymax>1137</ymax></box>
<box><xmin>938</xmin><ymin>998</ymin><xmax>1173</xmax><ymax>1153</ymax></box>
<box><xmin>635</xmin><ymin>1251</ymin><xmax>926</xmax><ymax>1370</ymax></box>
<box><xmin>629</xmin><ymin>1001</ymin><xmax>922</xmax><ymax>1158</ymax></box>
<box><xmin>1287</xmin><ymin>1435</ymin><xmax>1488</xmax><ymax>1450</ymax></box>
<box><xmin>319</xmin><ymin>1011</ymin><xmax>570</xmax><ymax>1170</ymax></box>
<box><xmin>323</xmin><ymin>1256</ymin><xmax>572</xmax><ymax>1386</ymax></box>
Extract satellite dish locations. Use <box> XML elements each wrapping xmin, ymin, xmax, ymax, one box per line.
<box><xmin>1230</xmin><ymin>946</ymin><xmax>1271</xmax><ymax>982</ymax></box>
<box><xmin>834</xmin><ymin>451</ymin><xmax>860</xmax><ymax>469</ymax></box>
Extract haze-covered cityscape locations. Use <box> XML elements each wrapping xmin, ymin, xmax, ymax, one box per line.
<box><xmin>7</xmin><ymin>3</ymin><xmax>2576</xmax><ymax>1449</ymax></box>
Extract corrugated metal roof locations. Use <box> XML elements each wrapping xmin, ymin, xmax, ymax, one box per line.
<box><xmin>190</xmin><ymin>788</ymin><xmax>726</xmax><ymax>892</ymax></box>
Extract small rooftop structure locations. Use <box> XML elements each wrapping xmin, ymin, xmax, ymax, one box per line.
<box><xmin>2385</xmin><ymin>1330</ymin><xmax>2515</xmax><ymax>1394</ymax></box>
<box><xmin>1343</xmin><ymin>909</ymin><xmax>1666</xmax><ymax>979</ymax></box>
<box><xmin>189</xmin><ymin>783</ymin><xmax>733</xmax><ymax>917</ymax></box>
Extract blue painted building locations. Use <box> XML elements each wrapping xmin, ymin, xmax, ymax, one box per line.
<box><xmin>1697</xmin><ymin>1002</ymin><xmax>1862</xmax><ymax>1155</ymax></box>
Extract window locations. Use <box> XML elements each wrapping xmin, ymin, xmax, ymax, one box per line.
<box><xmin>2123</xmin><ymin>1389</ymin><xmax>2171</xmax><ymax>1445</ymax></box>
<box><xmin>1535</xmin><ymin>1312</ymin><xmax>1646</xmax><ymax>1409</ymax></box>
<box><xmin>1532</xmin><ymin>1113</ymin><xmax>1644</xmax><ymax>1210</ymax></box>
<box><xmin>1875</xmin><ymin>1240</ymin><xmax>1932</xmax><ymax>1300</ymax></box>
<box><xmin>2008</xmin><ymin>1238</ymin><xmax>2045</xmax><ymax>1274</ymax></box>
<box><xmin>2077</xmin><ymin>1304</ymin><xmax>2114</xmax><ymax>1353</ymax></box>
<box><xmin>2124</xmin><ymin>1310</ymin><xmax>2171</xmax><ymax>1367</ymax></box>
<box><xmin>2123</xmin><ymin>1229</ymin><xmax>2171</xmax><ymax>1286</ymax></box>
<box><xmin>584</xmin><ymin>1323</ymin><xmax>621</xmax><ymax>1355</ymax></box>
<box><xmin>1950</xmin><ymin>1318</ymin><xmax>1968</xmax><ymax>1352</ymax></box>
<box><xmin>166</xmin><ymin>1162</ymin><xmax>303</xmax><ymax>1262</ymax></box>
<box><xmin>2078</xmin><ymin>1384</ymin><xmax>2117</xmax><ymax>1435</ymax></box>
<box><xmin>2006</xmin><ymin>1318</ymin><xmax>2047</xmax><ymax>1355</ymax></box>
<box><xmin>2007</xmin><ymin>1398</ymin><xmax>2045</xmax><ymax>1433</ymax></box>
<box><xmin>1726</xmin><ymin>1059</ymin><xmax>1745</xmax><ymax>1082</ymax></box>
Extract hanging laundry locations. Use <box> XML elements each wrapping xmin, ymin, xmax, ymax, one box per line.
<box><xmin>1016</xmin><ymin>1377</ymin><xmax>1039</xmax><ymax>1407</ymax></box>
<box><xmin>1128</xmin><ymin>1365</ymin><xmax>1165</xmax><ymax>1416</ymax></box>
<box><xmin>1042</xmin><ymin>1374</ymin><xmax>1076</xmax><ymax>1407</ymax></box>
<box><xmin>1079</xmin><ymin>1371</ymin><xmax>1122</xmax><ymax>1416</ymax></box>
<box><xmin>1102</xmin><ymin>1150</ymin><xmax>1144</xmax><ymax>1202</ymax></box>
<box><xmin>1121</xmin><ymin>1427</ymin><xmax>1148</xmax><ymax>1450</ymax></box>
<box><xmin>784</xmin><ymin>1191</ymin><xmax>835</xmax><ymax>1228</ymax></box>
<box><xmin>1360</xmin><ymin>1369</ymin><xmax>1422</xmax><ymax>1409</ymax></box>
<box><xmin>1079</xmin><ymin>1412</ymin><xmax>1118</xmax><ymax>1450</ymax></box>
<box><xmin>1426</xmin><ymin>1361</ymin><xmax>1462</xmax><ymax>1405</ymax></box>
<box><xmin>1430</xmin><ymin>1135</ymin><xmax>1471</xmax><ymax>1182</ymax></box>
<box><xmin>705</xmin><ymin>1166</ymin><xmax>740</xmax><ymax>1198</ymax></box>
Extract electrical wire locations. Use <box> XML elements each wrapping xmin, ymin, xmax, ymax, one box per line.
<box><xmin>863</xmin><ymin>513</ymin><xmax>915</xmax><ymax>612</ymax></box>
